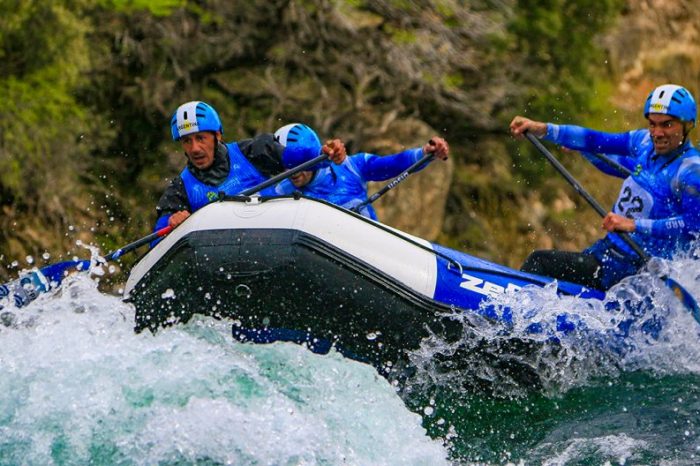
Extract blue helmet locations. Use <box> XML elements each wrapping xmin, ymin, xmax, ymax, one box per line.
<box><xmin>274</xmin><ymin>123</ymin><xmax>323</xmax><ymax>169</ymax></box>
<box><xmin>644</xmin><ymin>84</ymin><xmax>696</xmax><ymax>126</ymax></box>
<box><xmin>171</xmin><ymin>101</ymin><xmax>223</xmax><ymax>141</ymax></box>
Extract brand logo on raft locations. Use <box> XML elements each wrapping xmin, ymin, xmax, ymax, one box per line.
<box><xmin>459</xmin><ymin>273</ymin><xmax>521</xmax><ymax>298</ymax></box>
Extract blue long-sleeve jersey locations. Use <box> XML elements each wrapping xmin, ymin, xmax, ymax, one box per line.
<box><xmin>300</xmin><ymin>147</ymin><xmax>426</xmax><ymax>219</ymax></box>
<box><xmin>544</xmin><ymin>124</ymin><xmax>700</xmax><ymax>261</ymax></box>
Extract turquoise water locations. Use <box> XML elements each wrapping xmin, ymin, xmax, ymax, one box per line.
<box><xmin>1</xmin><ymin>255</ymin><xmax>700</xmax><ymax>465</ymax></box>
<box><xmin>408</xmin><ymin>372</ymin><xmax>700</xmax><ymax>464</ymax></box>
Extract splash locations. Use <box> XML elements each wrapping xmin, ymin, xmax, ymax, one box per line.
<box><xmin>533</xmin><ymin>433</ymin><xmax>649</xmax><ymax>465</ymax></box>
<box><xmin>0</xmin><ymin>275</ymin><xmax>448</xmax><ymax>465</ymax></box>
<box><xmin>405</xmin><ymin>253</ymin><xmax>700</xmax><ymax>397</ymax></box>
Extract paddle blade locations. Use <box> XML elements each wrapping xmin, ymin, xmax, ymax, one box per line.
<box><xmin>0</xmin><ymin>259</ymin><xmax>92</xmax><ymax>309</ymax></box>
<box><xmin>0</xmin><ymin>269</ymin><xmax>50</xmax><ymax>309</ymax></box>
<box><xmin>664</xmin><ymin>275</ymin><xmax>700</xmax><ymax>324</ymax></box>
<box><xmin>40</xmin><ymin>259</ymin><xmax>91</xmax><ymax>285</ymax></box>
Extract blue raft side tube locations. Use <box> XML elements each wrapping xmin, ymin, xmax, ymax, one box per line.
<box><xmin>431</xmin><ymin>243</ymin><xmax>606</xmax><ymax>331</ymax></box>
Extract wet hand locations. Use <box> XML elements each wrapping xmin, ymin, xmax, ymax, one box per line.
<box><xmin>509</xmin><ymin>116</ymin><xmax>547</xmax><ymax>139</ymax></box>
<box><xmin>168</xmin><ymin>210</ymin><xmax>191</xmax><ymax>228</ymax></box>
<box><xmin>423</xmin><ymin>136</ymin><xmax>449</xmax><ymax>160</ymax></box>
<box><xmin>602</xmin><ymin>212</ymin><xmax>635</xmax><ymax>233</ymax></box>
<box><xmin>323</xmin><ymin>139</ymin><xmax>347</xmax><ymax>164</ymax></box>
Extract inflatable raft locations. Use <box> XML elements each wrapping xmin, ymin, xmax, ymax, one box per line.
<box><xmin>124</xmin><ymin>196</ymin><xmax>604</xmax><ymax>373</ymax></box>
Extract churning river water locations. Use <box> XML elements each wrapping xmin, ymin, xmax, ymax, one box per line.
<box><xmin>2</xmin><ymin>252</ymin><xmax>700</xmax><ymax>465</ymax></box>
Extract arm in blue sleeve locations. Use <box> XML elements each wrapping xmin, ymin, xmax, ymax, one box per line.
<box><xmin>272</xmin><ymin>178</ymin><xmax>297</xmax><ymax>195</ymax></box>
<box><xmin>154</xmin><ymin>214</ymin><xmax>170</xmax><ymax>232</ymax></box>
<box><xmin>355</xmin><ymin>148</ymin><xmax>424</xmax><ymax>181</ymax></box>
<box><xmin>259</xmin><ymin>183</ymin><xmax>285</xmax><ymax>196</ymax></box>
<box><xmin>579</xmin><ymin>152</ymin><xmax>633</xmax><ymax>179</ymax></box>
<box><xmin>544</xmin><ymin>124</ymin><xmax>632</xmax><ymax>155</ymax></box>
<box><xmin>545</xmin><ymin>124</ymin><xmax>640</xmax><ymax>177</ymax></box>
<box><xmin>635</xmin><ymin>163</ymin><xmax>700</xmax><ymax>237</ymax></box>
<box><xmin>150</xmin><ymin>214</ymin><xmax>171</xmax><ymax>247</ymax></box>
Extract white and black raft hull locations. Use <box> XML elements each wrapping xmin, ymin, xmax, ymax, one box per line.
<box><xmin>124</xmin><ymin>196</ymin><xmax>602</xmax><ymax>382</ymax></box>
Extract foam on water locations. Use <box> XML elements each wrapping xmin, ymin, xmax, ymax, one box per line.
<box><xmin>535</xmin><ymin>433</ymin><xmax>649</xmax><ymax>465</ymax></box>
<box><xmin>405</xmin><ymin>252</ymin><xmax>700</xmax><ymax>396</ymax></box>
<box><xmin>3</xmin><ymin>248</ymin><xmax>700</xmax><ymax>463</ymax></box>
<box><xmin>0</xmin><ymin>276</ymin><xmax>448</xmax><ymax>465</ymax></box>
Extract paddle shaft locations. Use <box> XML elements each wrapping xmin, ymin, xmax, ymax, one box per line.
<box><xmin>239</xmin><ymin>152</ymin><xmax>329</xmax><ymax>196</ymax></box>
<box><xmin>352</xmin><ymin>152</ymin><xmax>435</xmax><ymax>213</ymax></box>
<box><xmin>585</xmin><ymin>152</ymin><xmax>633</xmax><ymax>177</ymax></box>
<box><xmin>524</xmin><ymin>132</ymin><xmax>649</xmax><ymax>262</ymax></box>
<box><xmin>105</xmin><ymin>225</ymin><xmax>173</xmax><ymax>261</ymax></box>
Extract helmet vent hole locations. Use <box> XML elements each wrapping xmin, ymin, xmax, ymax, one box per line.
<box><xmin>184</xmin><ymin>111</ymin><xmax>188</xmax><ymax>120</ymax></box>
<box><xmin>659</xmin><ymin>90</ymin><xmax>665</xmax><ymax>98</ymax></box>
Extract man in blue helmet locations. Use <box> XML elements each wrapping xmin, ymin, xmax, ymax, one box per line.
<box><xmin>509</xmin><ymin>84</ymin><xmax>700</xmax><ymax>290</ymax></box>
<box><xmin>155</xmin><ymin>101</ymin><xmax>325</xmax><ymax>231</ymax></box>
<box><xmin>273</xmin><ymin>123</ymin><xmax>450</xmax><ymax>220</ymax></box>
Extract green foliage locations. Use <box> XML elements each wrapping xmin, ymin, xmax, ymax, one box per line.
<box><xmin>0</xmin><ymin>1</ymin><xmax>92</xmax><ymax>200</ymax></box>
<box><xmin>492</xmin><ymin>0</ymin><xmax>625</xmax><ymax>190</ymax></box>
<box><xmin>0</xmin><ymin>1</ymin><xmax>89</xmax><ymax>78</ymax></box>
<box><xmin>442</xmin><ymin>73</ymin><xmax>464</xmax><ymax>90</ymax></box>
<box><xmin>0</xmin><ymin>0</ymin><xmax>642</xmax><ymax>278</ymax></box>
<box><xmin>383</xmin><ymin>24</ymin><xmax>417</xmax><ymax>44</ymax></box>
<box><xmin>509</xmin><ymin>0</ymin><xmax>625</xmax><ymax>120</ymax></box>
<box><xmin>0</xmin><ymin>0</ymin><xmax>115</xmax><ymax>277</ymax></box>
<box><xmin>98</xmin><ymin>0</ymin><xmax>185</xmax><ymax>16</ymax></box>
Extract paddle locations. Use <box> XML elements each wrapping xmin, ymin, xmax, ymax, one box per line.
<box><xmin>41</xmin><ymin>225</ymin><xmax>174</xmax><ymax>283</ymax></box>
<box><xmin>0</xmin><ymin>151</ymin><xmax>330</xmax><ymax>308</ymax></box>
<box><xmin>583</xmin><ymin>151</ymin><xmax>634</xmax><ymax>178</ymax></box>
<box><xmin>351</xmin><ymin>152</ymin><xmax>436</xmax><ymax>214</ymax></box>
<box><xmin>524</xmin><ymin>131</ymin><xmax>700</xmax><ymax>322</ymax></box>
<box><xmin>239</xmin><ymin>151</ymin><xmax>328</xmax><ymax>197</ymax></box>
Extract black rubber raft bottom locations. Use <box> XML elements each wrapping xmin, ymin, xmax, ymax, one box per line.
<box><xmin>127</xmin><ymin>229</ymin><xmax>549</xmax><ymax>390</ymax></box>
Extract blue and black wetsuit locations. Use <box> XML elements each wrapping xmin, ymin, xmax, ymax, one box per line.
<box><xmin>154</xmin><ymin>134</ymin><xmax>294</xmax><ymax>231</ymax></box>
<box><xmin>522</xmin><ymin>125</ymin><xmax>700</xmax><ymax>290</ymax></box>
<box><xmin>300</xmin><ymin>147</ymin><xmax>426</xmax><ymax>219</ymax></box>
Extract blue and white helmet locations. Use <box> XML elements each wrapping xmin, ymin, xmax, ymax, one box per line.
<box><xmin>274</xmin><ymin>123</ymin><xmax>323</xmax><ymax>169</ymax></box>
<box><xmin>170</xmin><ymin>101</ymin><xmax>223</xmax><ymax>141</ymax></box>
<box><xmin>644</xmin><ymin>84</ymin><xmax>696</xmax><ymax>126</ymax></box>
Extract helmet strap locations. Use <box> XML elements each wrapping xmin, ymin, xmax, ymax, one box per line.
<box><xmin>683</xmin><ymin>121</ymin><xmax>695</xmax><ymax>140</ymax></box>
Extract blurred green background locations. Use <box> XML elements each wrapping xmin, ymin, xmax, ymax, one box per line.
<box><xmin>1</xmin><ymin>0</ymin><xmax>698</xmax><ymax>283</ymax></box>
